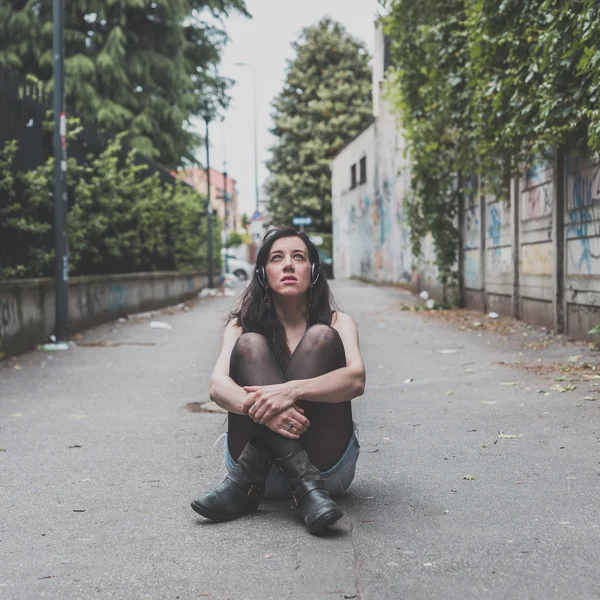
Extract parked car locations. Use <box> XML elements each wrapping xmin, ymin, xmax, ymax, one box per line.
<box><xmin>221</xmin><ymin>250</ymin><xmax>254</xmax><ymax>281</ymax></box>
<box><xmin>317</xmin><ymin>248</ymin><xmax>334</xmax><ymax>280</ymax></box>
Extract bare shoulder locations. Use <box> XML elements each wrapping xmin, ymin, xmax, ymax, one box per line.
<box><xmin>331</xmin><ymin>311</ymin><xmax>357</xmax><ymax>331</ymax></box>
<box><xmin>223</xmin><ymin>319</ymin><xmax>243</xmax><ymax>343</ymax></box>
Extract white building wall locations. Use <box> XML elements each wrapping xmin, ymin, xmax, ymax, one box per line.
<box><xmin>331</xmin><ymin>124</ymin><xmax>377</xmax><ymax>280</ymax></box>
<box><xmin>331</xmin><ymin>23</ymin><xmax>440</xmax><ymax>291</ymax></box>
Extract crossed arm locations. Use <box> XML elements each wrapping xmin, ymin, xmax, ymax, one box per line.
<box><xmin>208</xmin><ymin>312</ymin><xmax>366</xmax><ymax>439</ymax></box>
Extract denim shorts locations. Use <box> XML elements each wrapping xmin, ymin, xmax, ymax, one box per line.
<box><xmin>224</xmin><ymin>424</ymin><xmax>360</xmax><ymax>499</ymax></box>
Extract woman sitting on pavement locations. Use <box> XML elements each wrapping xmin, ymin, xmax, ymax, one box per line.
<box><xmin>191</xmin><ymin>227</ymin><xmax>366</xmax><ymax>534</ymax></box>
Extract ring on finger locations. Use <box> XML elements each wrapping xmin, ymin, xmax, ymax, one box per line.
<box><xmin>251</xmin><ymin>404</ymin><xmax>257</xmax><ymax>412</ymax></box>
<box><xmin>287</xmin><ymin>422</ymin><xmax>294</xmax><ymax>431</ymax></box>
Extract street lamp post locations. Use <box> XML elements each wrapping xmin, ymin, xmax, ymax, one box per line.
<box><xmin>223</xmin><ymin>163</ymin><xmax>230</xmax><ymax>277</ymax></box>
<box><xmin>234</xmin><ymin>62</ymin><xmax>260</xmax><ymax>214</ymax></box>
<box><xmin>53</xmin><ymin>0</ymin><xmax>69</xmax><ymax>341</ymax></box>
<box><xmin>205</xmin><ymin>116</ymin><xmax>214</xmax><ymax>289</ymax></box>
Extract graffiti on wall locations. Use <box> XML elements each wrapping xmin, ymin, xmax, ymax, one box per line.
<box><xmin>79</xmin><ymin>283</ymin><xmax>131</xmax><ymax>316</ymax></box>
<box><xmin>522</xmin><ymin>184</ymin><xmax>552</xmax><ymax>220</ymax></box>
<box><xmin>522</xmin><ymin>243</ymin><xmax>552</xmax><ymax>275</ymax></box>
<box><xmin>0</xmin><ymin>296</ymin><xmax>19</xmax><ymax>338</ymax></box>
<box><xmin>566</xmin><ymin>155</ymin><xmax>600</xmax><ymax>275</ymax></box>
<box><xmin>465</xmin><ymin>201</ymin><xmax>479</xmax><ymax>250</ymax></box>
<box><xmin>486</xmin><ymin>200</ymin><xmax>512</xmax><ymax>275</ymax></box>
<box><xmin>488</xmin><ymin>205</ymin><xmax>501</xmax><ymax>250</ymax></box>
<box><xmin>522</xmin><ymin>159</ymin><xmax>553</xmax><ymax>220</ymax></box>
<box><xmin>464</xmin><ymin>251</ymin><xmax>480</xmax><ymax>289</ymax></box>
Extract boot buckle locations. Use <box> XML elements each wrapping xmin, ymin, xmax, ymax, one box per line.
<box><xmin>247</xmin><ymin>485</ymin><xmax>256</xmax><ymax>497</ymax></box>
<box><xmin>292</xmin><ymin>493</ymin><xmax>299</xmax><ymax>507</ymax></box>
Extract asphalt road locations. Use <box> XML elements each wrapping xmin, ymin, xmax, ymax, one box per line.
<box><xmin>1</xmin><ymin>279</ymin><xmax>599</xmax><ymax>599</ymax></box>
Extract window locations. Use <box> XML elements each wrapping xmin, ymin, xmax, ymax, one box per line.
<box><xmin>350</xmin><ymin>164</ymin><xmax>357</xmax><ymax>189</ymax></box>
<box><xmin>359</xmin><ymin>157</ymin><xmax>367</xmax><ymax>184</ymax></box>
<box><xmin>384</xmin><ymin>34</ymin><xmax>394</xmax><ymax>73</ymax></box>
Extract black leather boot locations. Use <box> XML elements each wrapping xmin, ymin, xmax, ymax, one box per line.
<box><xmin>277</xmin><ymin>449</ymin><xmax>343</xmax><ymax>534</ymax></box>
<box><xmin>191</xmin><ymin>440</ymin><xmax>273</xmax><ymax>522</ymax></box>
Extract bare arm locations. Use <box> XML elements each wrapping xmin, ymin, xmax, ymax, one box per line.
<box><xmin>209</xmin><ymin>321</ymin><xmax>310</xmax><ymax>438</ymax></box>
<box><xmin>208</xmin><ymin>320</ymin><xmax>246</xmax><ymax>414</ymax></box>
<box><xmin>290</xmin><ymin>312</ymin><xmax>365</xmax><ymax>404</ymax></box>
<box><xmin>243</xmin><ymin>312</ymin><xmax>366</xmax><ymax>424</ymax></box>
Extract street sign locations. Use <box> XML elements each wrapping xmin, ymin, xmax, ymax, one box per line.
<box><xmin>292</xmin><ymin>216</ymin><xmax>312</xmax><ymax>226</ymax></box>
<box><xmin>252</xmin><ymin>210</ymin><xmax>263</xmax><ymax>221</ymax></box>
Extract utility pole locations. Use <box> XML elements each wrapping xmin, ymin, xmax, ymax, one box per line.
<box><xmin>223</xmin><ymin>161</ymin><xmax>230</xmax><ymax>277</ymax></box>
<box><xmin>234</xmin><ymin>62</ymin><xmax>260</xmax><ymax>213</ymax></box>
<box><xmin>252</xmin><ymin>70</ymin><xmax>259</xmax><ymax>214</ymax></box>
<box><xmin>53</xmin><ymin>0</ymin><xmax>69</xmax><ymax>341</ymax></box>
<box><xmin>205</xmin><ymin>117</ymin><xmax>214</xmax><ymax>288</ymax></box>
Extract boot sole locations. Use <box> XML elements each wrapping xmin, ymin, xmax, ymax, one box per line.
<box><xmin>307</xmin><ymin>508</ymin><xmax>343</xmax><ymax>535</ymax></box>
<box><xmin>190</xmin><ymin>500</ymin><xmax>260</xmax><ymax>523</ymax></box>
<box><xmin>190</xmin><ymin>500</ymin><xmax>233</xmax><ymax>522</ymax></box>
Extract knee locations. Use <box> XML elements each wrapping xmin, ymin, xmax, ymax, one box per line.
<box><xmin>233</xmin><ymin>332</ymin><xmax>270</xmax><ymax>361</ymax></box>
<box><xmin>303</xmin><ymin>324</ymin><xmax>343</xmax><ymax>352</ymax></box>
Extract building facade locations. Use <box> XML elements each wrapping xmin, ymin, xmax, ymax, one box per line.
<box><xmin>177</xmin><ymin>167</ymin><xmax>240</xmax><ymax>234</ymax></box>
<box><xmin>331</xmin><ymin>26</ymin><xmax>439</xmax><ymax>294</ymax></box>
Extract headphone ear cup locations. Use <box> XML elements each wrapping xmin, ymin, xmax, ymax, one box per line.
<box><xmin>255</xmin><ymin>267</ymin><xmax>264</xmax><ymax>287</ymax></box>
<box><xmin>311</xmin><ymin>263</ymin><xmax>320</xmax><ymax>286</ymax></box>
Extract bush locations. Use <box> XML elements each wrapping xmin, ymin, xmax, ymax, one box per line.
<box><xmin>0</xmin><ymin>135</ymin><xmax>220</xmax><ymax>278</ymax></box>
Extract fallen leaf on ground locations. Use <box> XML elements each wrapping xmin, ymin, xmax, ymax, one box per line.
<box><xmin>463</xmin><ymin>474</ymin><xmax>476</xmax><ymax>480</ymax></box>
<box><xmin>498</xmin><ymin>433</ymin><xmax>521</xmax><ymax>439</ymax></box>
<box><xmin>481</xmin><ymin>400</ymin><xmax>497</xmax><ymax>404</ymax></box>
<box><xmin>550</xmin><ymin>384</ymin><xmax>577</xmax><ymax>393</ymax></box>
<box><xmin>500</xmin><ymin>381</ymin><xmax>521</xmax><ymax>386</ymax></box>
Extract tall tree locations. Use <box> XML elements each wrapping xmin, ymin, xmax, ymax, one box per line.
<box><xmin>0</xmin><ymin>0</ymin><xmax>248</xmax><ymax>167</ymax></box>
<box><xmin>266</xmin><ymin>17</ymin><xmax>372</xmax><ymax>232</ymax></box>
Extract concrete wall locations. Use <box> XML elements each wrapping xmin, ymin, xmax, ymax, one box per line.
<box><xmin>332</xmin><ymin>123</ymin><xmax>377</xmax><ymax>280</ymax></box>
<box><xmin>457</xmin><ymin>150</ymin><xmax>600</xmax><ymax>339</ymax></box>
<box><xmin>0</xmin><ymin>271</ymin><xmax>207</xmax><ymax>359</ymax></box>
<box><xmin>331</xmin><ymin>98</ymin><xmax>422</xmax><ymax>287</ymax></box>
<box><xmin>331</xmin><ymin>24</ymin><xmax>600</xmax><ymax>342</ymax></box>
<box><xmin>331</xmin><ymin>108</ymin><xmax>600</xmax><ymax>340</ymax></box>
<box><xmin>564</xmin><ymin>153</ymin><xmax>600</xmax><ymax>338</ymax></box>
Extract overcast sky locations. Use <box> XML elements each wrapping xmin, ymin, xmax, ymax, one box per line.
<box><xmin>193</xmin><ymin>0</ymin><xmax>380</xmax><ymax>219</ymax></box>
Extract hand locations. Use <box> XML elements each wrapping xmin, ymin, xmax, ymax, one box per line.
<box><xmin>265</xmin><ymin>406</ymin><xmax>310</xmax><ymax>439</ymax></box>
<box><xmin>242</xmin><ymin>381</ymin><xmax>299</xmax><ymax>424</ymax></box>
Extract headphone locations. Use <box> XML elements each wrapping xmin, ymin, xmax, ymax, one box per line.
<box><xmin>256</xmin><ymin>252</ymin><xmax>321</xmax><ymax>288</ymax></box>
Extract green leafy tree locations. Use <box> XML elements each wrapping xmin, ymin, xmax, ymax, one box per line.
<box><xmin>0</xmin><ymin>0</ymin><xmax>248</xmax><ymax>167</ymax></box>
<box><xmin>266</xmin><ymin>17</ymin><xmax>373</xmax><ymax>232</ymax></box>
<box><xmin>382</xmin><ymin>0</ymin><xmax>600</xmax><ymax>283</ymax></box>
<box><xmin>383</xmin><ymin>1</ymin><xmax>473</xmax><ymax>284</ymax></box>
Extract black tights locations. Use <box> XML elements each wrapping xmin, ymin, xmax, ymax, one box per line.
<box><xmin>228</xmin><ymin>324</ymin><xmax>353</xmax><ymax>471</ymax></box>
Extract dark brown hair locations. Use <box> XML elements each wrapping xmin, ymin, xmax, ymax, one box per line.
<box><xmin>228</xmin><ymin>227</ymin><xmax>338</xmax><ymax>368</ymax></box>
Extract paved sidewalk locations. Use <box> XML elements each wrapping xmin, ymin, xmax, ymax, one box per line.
<box><xmin>1</xmin><ymin>280</ymin><xmax>599</xmax><ymax>599</ymax></box>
